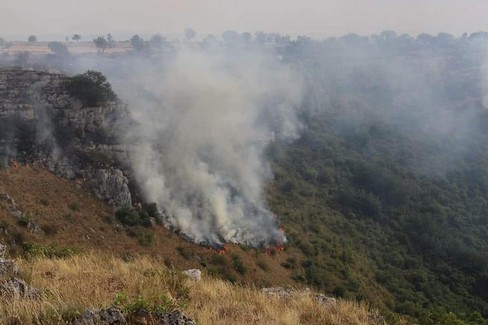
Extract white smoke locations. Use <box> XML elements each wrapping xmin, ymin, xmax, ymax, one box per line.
<box><xmin>120</xmin><ymin>45</ymin><xmax>303</xmax><ymax>247</ymax></box>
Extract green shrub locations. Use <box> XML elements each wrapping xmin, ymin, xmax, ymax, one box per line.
<box><xmin>134</xmin><ymin>228</ymin><xmax>154</xmax><ymax>246</ymax></box>
<box><xmin>176</xmin><ymin>246</ymin><xmax>191</xmax><ymax>259</ymax></box>
<box><xmin>210</xmin><ymin>254</ymin><xmax>227</xmax><ymax>266</ymax></box>
<box><xmin>113</xmin><ymin>289</ymin><xmax>187</xmax><ymax>317</ymax></box>
<box><xmin>66</xmin><ymin>70</ymin><xmax>116</xmax><ymax>107</ymax></box>
<box><xmin>22</xmin><ymin>243</ymin><xmax>78</xmax><ymax>258</ymax></box>
<box><xmin>115</xmin><ymin>205</ymin><xmax>151</xmax><ymax>227</ymax></box>
<box><xmin>17</xmin><ymin>214</ymin><xmax>31</xmax><ymax>227</ymax></box>
<box><xmin>126</xmin><ymin>226</ymin><xmax>154</xmax><ymax>246</ymax></box>
<box><xmin>144</xmin><ymin>202</ymin><xmax>160</xmax><ymax>219</ymax></box>
<box><xmin>231</xmin><ymin>254</ymin><xmax>247</xmax><ymax>275</ymax></box>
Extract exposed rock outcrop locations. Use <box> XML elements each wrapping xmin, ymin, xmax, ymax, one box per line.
<box><xmin>0</xmin><ymin>258</ymin><xmax>20</xmax><ymax>276</ymax></box>
<box><xmin>72</xmin><ymin>308</ymin><xmax>197</xmax><ymax>325</ymax></box>
<box><xmin>182</xmin><ymin>269</ymin><xmax>202</xmax><ymax>281</ymax></box>
<box><xmin>0</xmin><ymin>68</ymin><xmax>132</xmax><ymax>207</ymax></box>
<box><xmin>87</xmin><ymin>168</ymin><xmax>132</xmax><ymax>207</ymax></box>
<box><xmin>0</xmin><ymin>277</ymin><xmax>42</xmax><ymax>299</ymax></box>
<box><xmin>72</xmin><ymin>307</ymin><xmax>127</xmax><ymax>325</ymax></box>
<box><xmin>152</xmin><ymin>310</ymin><xmax>196</xmax><ymax>325</ymax></box>
<box><xmin>262</xmin><ymin>287</ymin><xmax>337</xmax><ymax>305</ymax></box>
<box><xmin>0</xmin><ymin>243</ymin><xmax>40</xmax><ymax>299</ymax></box>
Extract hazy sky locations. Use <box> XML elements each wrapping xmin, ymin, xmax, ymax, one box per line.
<box><xmin>1</xmin><ymin>0</ymin><xmax>488</xmax><ymax>40</ymax></box>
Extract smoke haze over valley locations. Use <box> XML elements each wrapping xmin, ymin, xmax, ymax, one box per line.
<box><xmin>4</xmin><ymin>2</ymin><xmax>488</xmax><ymax>323</ymax></box>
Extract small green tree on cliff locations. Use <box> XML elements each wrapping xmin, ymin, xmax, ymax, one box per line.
<box><xmin>66</xmin><ymin>70</ymin><xmax>116</xmax><ymax>107</ymax></box>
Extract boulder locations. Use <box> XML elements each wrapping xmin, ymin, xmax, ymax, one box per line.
<box><xmin>72</xmin><ymin>307</ymin><xmax>127</xmax><ymax>325</ymax></box>
<box><xmin>316</xmin><ymin>293</ymin><xmax>337</xmax><ymax>305</ymax></box>
<box><xmin>153</xmin><ymin>310</ymin><xmax>196</xmax><ymax>325</ymax></box>
<box><xmin>0</xmin><ymin>258</ymin><xmax>20</xmax><ymax>276</ymax></box>
<box><xmin>0</xmin><ymin>277</ymin><xmax>41</xmax><ymax>299</ymax></box>
<box><xmin>262</xmin><ymin>287</ymin><xmax>337</xmax><ymax>305</ymax></box>
<box><xmin>72</xmin><ymin>308</ymin><xmax>196</xmax><ymax>325</ymax></box>
<box><xmin>182</xmin><ymin>269</ymin><xmax>201</xmax><ymax>281</ymax></box>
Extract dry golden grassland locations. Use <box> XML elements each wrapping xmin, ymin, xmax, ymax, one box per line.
<box><xmin>0</xmin><ymin>252</ymin><xmax>388</xmax><ymax>325</ymax></box>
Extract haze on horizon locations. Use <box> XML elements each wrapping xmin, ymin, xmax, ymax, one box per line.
<box><xmin>1</xmin><ymin>0</ymin><xmax>488</xmax><ymax>40</ymax></box>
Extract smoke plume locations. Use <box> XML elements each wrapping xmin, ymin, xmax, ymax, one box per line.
<box><xmin>120</xmin><ymin>45</ymin><xmax>303</xmax><ymax>247</ymax></box>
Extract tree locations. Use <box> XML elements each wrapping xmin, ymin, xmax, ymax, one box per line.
<box><xmin>130</xmin><ymin>34</ymin><xmax>145</xmax><ymax>51</ymax></box>
<box><xmin>107</xmin><ymin>33</ymin><xmax>116</xmax><ymax>48</ymax></box>
<box><xmin>254</xmin><ymin>31</ymin><xmax>267</xmax><ymax>44</ymax></box>
<box><xmin>202</xmin><ymin>34</ymin><xmax>217</xmax><ymax>49</ymax></box>
<box><xmin>416</xmin><ymin>33</ymin><xmax>435</xmax><ymax>45</ymax></box>
<box><xmin>240</xmin><ymin>32</ymin><xmax>253</xmax><ymax>43</ymax></box>
<box><xmin>222</xmin><ymin>30</ymin><xmax>239</xmax><ymax>44</ymax></box>
<box><xmin>93</xmin><ymin>36</ymin><xmax>109</xmax><ymax>53</ymax></box>
<box><xmin>437</xmin><ymin>32</ymin><xmax>454</xmax><ymax>46</ymax></box>
<box><xmin>48</xmin><ymin>41</ymin><xmax>69</xmax><ymax>56</ymax></box>
<box><xmin>0</xmin><ymin>38</ymin><xmax>5</xmax><ymax>48</ymax></box>
<box><xmin>72</xmin><ymin>34</ymin><xmax>81</xmax><ymax>42</ymax></box>
<box><xmin>66</xmin><ymin>70</ymin><xmax>116</xmax><ymax>107</ymax></box>
<box><xmin>27</xmin><ymin>35</ymin><xmax>37</xmax><ymax>43</ymax></box>
<box><xmin>150</xmin><ymin>34</ymin><xmax>165</xmax><ymax>50</ymax></box>
<box><xmin>380</xmin><ymin>30</ymin><xmax>397</xmax><ymax>42</ymax></box>
<box><xmin>184</xmin><ymin>28</ymin><xmax>196</xmax><ymax>40</ymax></box>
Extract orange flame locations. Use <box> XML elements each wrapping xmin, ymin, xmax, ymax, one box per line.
<box><xmin>217</xmin><ymin>245</ymin><xmax>229</xmax><ymax>254</ymax></box>
<box><xmin>264</xmin><ymin>244</ymin><xmax>285</xmax><ymax>255</ymax></box>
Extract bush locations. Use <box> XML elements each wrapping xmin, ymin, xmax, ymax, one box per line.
<box><xmin>48</xmin><ymin>41</ymin><xmax>69</xmax><ymax>56</ymax></box>
<box><xmin>66</xmin><ymin>70</ymin><xmax>116</xmax><ymax>107</ymax></box>
<box><xmin>126</xmin><ymin>227</ymin><xmax>154</xmax><ymax>246</ymax></box>
<box><xmin>22</xmin><ymin>243</ymin><xmax>78</xmax><ymax>258</ymax></box>
<box><xmin>115</xmin><ymin>205</ymin><xmax>151</xmax><ymax>227</ymax></box>
<box><xmin>231</xmin><ymin>255</ymin><xmax>247</xmax><ymax>275</ymax></box>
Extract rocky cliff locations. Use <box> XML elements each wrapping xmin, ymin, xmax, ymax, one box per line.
<box><xmin>0</xmin><ymin>68</ymin><xmax>132</xmax><ymax>207</ymax></box>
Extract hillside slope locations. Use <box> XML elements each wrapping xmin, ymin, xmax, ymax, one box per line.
<box><xmin>0</xmin><ymin>164</ymin><xmax>298</xmax><ymax>288</ymax></box>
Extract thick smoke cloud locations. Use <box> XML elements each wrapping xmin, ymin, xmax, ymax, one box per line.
<box><xmin>117</xmin><ymin>45</ymin><xmax>303</xmax><ymax>247</ymax></box>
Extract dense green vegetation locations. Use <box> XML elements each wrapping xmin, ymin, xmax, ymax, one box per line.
<box><xmin>264</xmin><ymin>34</ymin><xmax>488</xmax><ymax>324</ymax></box>
<box><xmin>269</xmin><ymin>110</ymin><xmax>488</xmax><ymax>322</ymax></box>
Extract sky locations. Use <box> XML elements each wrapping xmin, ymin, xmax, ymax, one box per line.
<box><xmin>1</xmin><ymin>0</ymin><xmax>488</xmax><ymax>41</ymax></box>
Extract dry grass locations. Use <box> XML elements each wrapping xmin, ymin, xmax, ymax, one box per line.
<box><xmin>187</xmin><ymin>278</ymin><xmax>385</xmax><ymax>325</ymax></box>
<box><xmin>0</xmin><ymin>252</ymin><xmax>386</xmax><ymax>325</ymax></box>
<box><xmin>3</xmin><ymin>253</ymin><xmax>189</xmax><ymax>324</ymax></box>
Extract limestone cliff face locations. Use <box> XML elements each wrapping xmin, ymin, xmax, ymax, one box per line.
<box><xmin>0</xmin><ymin>68</ymin><xmax>132</xmax><ymax>207</ymax></box>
